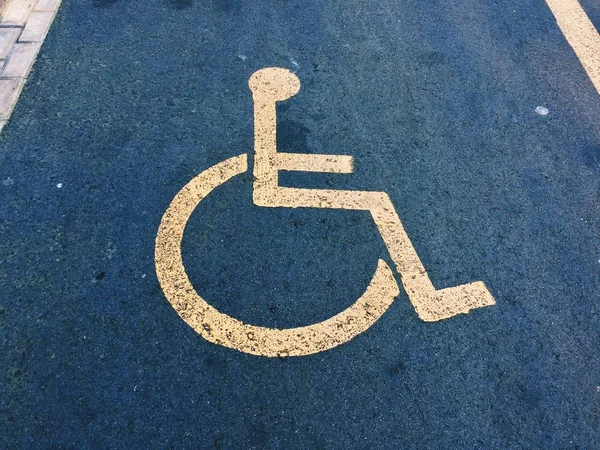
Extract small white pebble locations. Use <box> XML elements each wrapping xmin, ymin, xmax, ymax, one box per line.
<box><xmin>56</xmin><ymin>183</ymin><xmax>63</xmax><ymax>189</ymax></box>
<box><xmin>535</xmin><ymin>106</ymin><xmax>549</xmax><ymax>116</ymax></box>
<box><xmin>237</xmin><ymin>54</ymin><xmax>247</xmax><ymax>61</ymax></box>
<box><xmin>141</xmin><ymin>273</ymin><xmax>146</xmax><ymax>279</ymax></box>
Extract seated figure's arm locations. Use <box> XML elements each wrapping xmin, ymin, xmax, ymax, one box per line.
<box><xmin>275</xmin><ymin>152</ymin><xmax>354</xmax><ymax>174</ymax></box>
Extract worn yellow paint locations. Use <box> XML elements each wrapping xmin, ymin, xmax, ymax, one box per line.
<box><xmin>248</xmin><ymin>68</ymin><xmax>495</xmax><ymax>322</ymax></box>
<box><xmin>155</xmin><ymin>67</ymin><xmax>495</xmax><ymax>357</ymax></box>
<box><xmin>546</xmin><ymin>0</ymin><xmax>600</xmax><ymax>94</ymax></box>
<box><xmin>155</xmin><ymin>154</ymin><xmax>399</xmax><ymax>357</ymax></box>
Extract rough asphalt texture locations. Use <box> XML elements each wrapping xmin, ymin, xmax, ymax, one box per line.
<box><xmin>1</xmin><ymin>0</ymin><xmax>599</xmax><ymax>448</ymax></box>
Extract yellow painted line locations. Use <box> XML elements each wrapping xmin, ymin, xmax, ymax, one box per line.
<box><xmin>545</xmin><ymin>0</ymin><xmax>600</xmax><ymax>94</ymax></box>
<box><xmin>248</xmin><ymin>68</ymin><xmax>495</xmax><ymax>324</ymax></box>
<box><xmin>276</xmin><ymin>153</ymin><xmax>354</xmax><ymax>173</ymax></box>
<box><xmin>155</xmin><ymin>154</ymin><xmax>399</xmax><ymax>357</ymax></box>
<box><xmin>156</xmin><ymin>68</ymin><xmax>495</xmax><ymax>357</ymax></box>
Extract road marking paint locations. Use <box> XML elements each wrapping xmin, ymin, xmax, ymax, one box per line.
<box><xmin>155</xmin><ymin>154</ymin><xmax>400</xmax><ymax>357</ymax></box>
<box><xmin>249</xmin><ymin>68</ymin><xmax>494</xmax><ymax>323</ymax></box>
<box><xmin>0</xmin><ymin>0</ymin><xmax>61</xmax><ymax>132</ymax></box>
<box><xmin>155</xmin><ymin>68</ymin><xmax>495</xmax><ymax>357</ymax></box>
<box><xmin>275</xmin><ymin>152</ymin><xmax>354</xmax><ymax>173</ymax></box>
<box><xmin>545</xmin><ymin>0</ymin><xmax>600</xmax><ymax>94</ymax></box>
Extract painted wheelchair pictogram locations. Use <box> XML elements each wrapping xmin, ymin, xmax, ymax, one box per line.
<box><xmin>155</xmin><ymin>67</ymin><xmax>495</xmax><ymax>357</ymax></box>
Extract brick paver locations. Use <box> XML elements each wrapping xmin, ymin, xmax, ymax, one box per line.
<box><xmin>0</xmin><ymin>0</ymin><xmax>61</xmax><ymax>133</ymax></box>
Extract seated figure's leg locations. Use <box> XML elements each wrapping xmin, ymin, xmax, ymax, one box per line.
<box><xmin>257</xmin><ymin>185</ymin><xmax>495</xmax><ymax>322</ymax></box>
<box><xmin>254</xmin><ymin>185</ymin><xmax>385</xmax><ymax>210</ymax></box>
<box><xmin>371</xmin><ymin>195</ymin><xmax>495</xmax><ymax>321</ymax></box>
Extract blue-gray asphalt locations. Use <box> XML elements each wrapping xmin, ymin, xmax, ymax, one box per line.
<box><xmin>1</xmin><ymin>0</ymin><xmax>599</xmax><ymax>448</ymax></box>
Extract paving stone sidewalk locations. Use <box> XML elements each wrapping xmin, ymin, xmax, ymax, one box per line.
<box><xmin>0</xmin><ymin>0</ymin><xmax>61</xmax><ymax>133</ymax></box>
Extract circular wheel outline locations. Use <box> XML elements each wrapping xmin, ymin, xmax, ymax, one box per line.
<box><xmin>155</xmin><ymin>154</ymin><xmax>400</xmax><ymax>357</ymax></box>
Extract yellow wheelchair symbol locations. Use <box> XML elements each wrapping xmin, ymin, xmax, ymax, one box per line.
<box><xmin>155</xmin><ymin>68</ymin><xmax>495</xmax><ymax>357</ymax></box>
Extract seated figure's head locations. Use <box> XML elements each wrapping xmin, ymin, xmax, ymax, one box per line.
<box><xmin>249</xmin><ymin>67</ymin><xmax>301</xmax><ymax>102</ymax></box>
